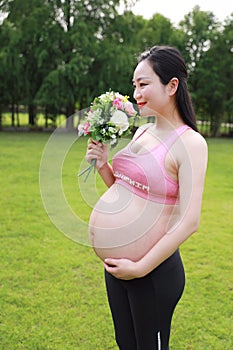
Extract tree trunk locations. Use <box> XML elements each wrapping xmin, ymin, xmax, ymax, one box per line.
<box><xmin>76</xmin><ymin>109</ymin><xmax>83</xmax><ymax>128</ymax></box>
<box><xmin>11</xmin><ymin>103</ymin><xmax>15</xmax><ymax>127</ymax></box>
<box><xmin>211</xmin><ymin>114</ymin><xmax>222</xmax><ymax>137</ymax></box>
<box><xmin>28</xmin><ymin>104</ymin><xmax>36</xmax><ymax>126</ymax></box>
<box><xmin>45</xmin><ymin>108</ymin><xmax>48</xmax><ymax>128</ymax></box>
<box><xmin>65</xmin><ymin>103</ymin><xmax>75</xmax><ymax>130</ymax></box>
<box><xmin>16</xmin><ymin>104</ymin><xmax>20</xmax><ymax>127</ymax></box>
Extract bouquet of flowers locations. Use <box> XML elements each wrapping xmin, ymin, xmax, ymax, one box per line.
<box><xmin>78</xmin><ymin>91</ymin><xmax>138</xmax><ymax>181</ymax></box>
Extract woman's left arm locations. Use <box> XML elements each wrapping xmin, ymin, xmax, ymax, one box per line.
<box><xmin>104</xmin><ymin>132</ymin><xmax>208</xmax><ymax>279</ymax></box>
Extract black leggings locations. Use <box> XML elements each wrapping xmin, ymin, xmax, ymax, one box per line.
<box><xmin>104</xmin><ymin>250</ymin><xmax>185</xmax><ymax>350</ymax></box>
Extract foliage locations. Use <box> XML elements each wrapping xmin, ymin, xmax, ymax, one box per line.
<box><xmin>0</xmin><ymin>2</ymin><xmax>233</xmax><ymax>134</ymax></box>
<box><xmin>188</xmin><ymin>13</ymin><xmax>233</xmax><ymax>136</ymax></box>
<box><xmin>0</xmin><ymin>0</ymin><xmax>126</xmax><ymax>127</ymax></box>
<box><xmin>180</xmin><ymin>5</ymin><xmax>218</xmax><ymax>68</ymax></box>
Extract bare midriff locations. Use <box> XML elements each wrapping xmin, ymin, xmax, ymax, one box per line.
<box><xmin>89</xmin><ymin>183</ymin><xmax>178</xmax><ymax>261</ymax></box>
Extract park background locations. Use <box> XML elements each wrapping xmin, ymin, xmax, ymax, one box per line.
<box><xmin>0</xmin><ymin>1</ymin><xmax>232</xmax><ymax>349</ymax></box>
<box><xmin>0</xmin><ymin>0</ymin><xmax>233</xmax><ymax>136</ymax></box>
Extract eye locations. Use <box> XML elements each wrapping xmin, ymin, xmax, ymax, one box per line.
<box><xmin>132</xmin><ymin>81</ymin><xmax>148</xmax><ymax>88</ymax></box>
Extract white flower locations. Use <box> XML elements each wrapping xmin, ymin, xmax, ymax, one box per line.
<box><xmin>87</xmin><ymin>110</ymin><xmax>95</xmax><ymax>120</ymax></box>
<box><xmin>110</xmin><ymin>110</ymin><xmax>129</xmax><ymax>132</ymax></box>
<box><xmin>110</xmin><ymin>138</ymin><xmax>118</xmax><ymax>146</ymax></box>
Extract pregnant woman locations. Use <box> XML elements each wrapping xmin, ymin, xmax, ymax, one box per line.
<box><xmin>85</xmin><ymin>46</ymin><xmax>208</xmax><ymax>350</ymax></box>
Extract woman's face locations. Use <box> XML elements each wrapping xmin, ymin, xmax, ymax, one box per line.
<box><xmin>133</xmin><ymin>60</ymin><xmax>170</xmax><ymax>118</ymax></box>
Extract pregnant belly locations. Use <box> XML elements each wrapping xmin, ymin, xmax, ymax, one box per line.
<box><xmin>89</xmin><ymin>184</ymin><xmax>174</xmax><ymax>261</ymax></box>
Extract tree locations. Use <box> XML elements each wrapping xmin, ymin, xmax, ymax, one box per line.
<box><xmin>179</xmin><ymin>5</ymin><xmax>218</xmax><ymax>71</ymax></box>
<box><xmin>1</xmin><ymin>2</ymin><xmax>232</xmax><ymax>136</ymax></box>
<box><xmin>1</xmin><ymin>0</ymin><xmax>136</xmax><ymax>128</ymax></box>
<box><xmin>0</xmin><ymin>19</ymin><xmax>23</xmax><ymax>127</ymax></box>
<box><xmin>179</xmin><ymin>6</ymin><xmax>225</xmax><ymax>135</ymax></box>
<box><xmin>86</xmin><ymin>11</ymin><xmax>146</xmax><ymax>102</ymax></box>
<box><xmin>137</xmin><ymin>13</ymin><xmax>174</xmax><ymax>49</ymax></box>
<box><xmin>192</xmin><ymin>14</ymin><xmax>233</xmax><ymax>136</ymax></box>
<box><xmin>36</xmin><ymin>0</ymin><xmax>137</xmax><ymax>129</ymax></box>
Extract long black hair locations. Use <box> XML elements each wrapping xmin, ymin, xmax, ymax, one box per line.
<box><xmin>138</xmin><ymin>46</ymin><xmax>198</xmax><ymax>132</ymax></box>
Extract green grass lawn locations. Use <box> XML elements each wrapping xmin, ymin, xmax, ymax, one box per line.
<box><xmin>0</xmin><ymin>131</ymin><xmax>232</xmax><ymax>349</ymax></box>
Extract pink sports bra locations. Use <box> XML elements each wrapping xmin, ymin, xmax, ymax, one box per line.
<box><xmin>112</xmin><ymin>124</ymin><xmax>190</xmax><ymax>204</ymax></box>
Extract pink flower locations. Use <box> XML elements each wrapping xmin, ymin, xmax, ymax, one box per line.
<box><xmin>124</xmin><ymin>101</ymin><xmax>137</xmax><ymax>116</ymax></box>
<box><xmin>115</xmin><ymin>93</ymin><xmax>125</xmax><ymax>101</ymax></box>
<box><xmin>112</xmin><ymin>98</ymin><xmax>124</xmax><ymax>110</ymax></box>
<box><xmin>78</xmin><ymin>122</ymin><xmax>90</xmax><ymax>136</ymax></box>
<box><xmin>83</xmin><ymin>122</ymin><xmax>90</xmax><ymax>135</ymax></box>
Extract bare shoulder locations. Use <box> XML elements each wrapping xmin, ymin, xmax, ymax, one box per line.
<box><xmin>182</xmin><ymin>129</ymin><xmax>208</xmax><ymax>154</ymax></box>
<box><xmin>174</xmin><ymin>129</ymin><xmax>208</xmax><ymax>168</ymax></box>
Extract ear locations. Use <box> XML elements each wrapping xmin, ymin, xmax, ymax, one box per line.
<box><xmin>168</xmin><ymin>77</ymin><xmax>179</xmax><ymax>96</ymax></box>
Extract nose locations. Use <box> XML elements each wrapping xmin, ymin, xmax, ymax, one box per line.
<box><xmin>133</xmin><ymin>87</ymin><xmax>141</xmax><ymax>101</ymax></box>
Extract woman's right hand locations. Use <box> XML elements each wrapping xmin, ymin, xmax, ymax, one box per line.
<box><xmin>85</xmin><ymin>139</ymin><xmax>109</xmax><ymax>171</ymax></box>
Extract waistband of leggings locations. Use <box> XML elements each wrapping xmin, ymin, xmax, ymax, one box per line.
<box><xmin>104</xmin><ymin>249</ymin><xmax>182</xmax><ymax>282</ymax></box>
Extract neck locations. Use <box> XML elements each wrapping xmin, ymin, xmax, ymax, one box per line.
<box><xmin>154</xmin><ymin>112</ymin><xmax>184</xmax><ymax>130</ymax></box>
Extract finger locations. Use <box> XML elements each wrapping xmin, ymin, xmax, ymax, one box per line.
<box><xmin>88</xmin><ymin>143</ymin><xmax>103</xmax><ymax>152</ymax></box>
<box><xmin>90</xmin><ymin>138</ymin><xmax>103</xmax><ymax>146</ymax></box>
<box><xmin>104</xmin><ymin>258</ymin><xmax>118</xmax><ymax>266</ymax></box>
<box><xmin>104</xmin><ymin>262</ymin><xmax>114</xmax><ymax>272</ymax></box>
<box><xmin>86</xmin><ymin>150</ymin><xmax>101</xmax><ymax>159</ymax></box>
<box><xmin>102</xmin><ymin>143</ymin><xmax>108</xmax><ymax>150</ymax></box>
<box><xmin>88</xmin><ymin>138</ymin><xmax>97</xmax><ymax>145</ymax></box>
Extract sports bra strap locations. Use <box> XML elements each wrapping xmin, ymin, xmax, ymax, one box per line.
<box><xmin>133</xmin><ymin>124</ymin><xmax>152</xmax><ymax>142</ymax></box>
<box><xmin>133</xmin><ymin>124</ymin><xmax>190</xmax><ymax>148</ymax></box>
<box><xmin>162</xmin><ymin>125</ymin><xmax>190</xmax><ymax>149</ymax></box>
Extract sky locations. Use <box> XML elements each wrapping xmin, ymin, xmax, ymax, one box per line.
<box><xmin>0</xmin><ymin>1</ymin><xmax>232</xmax><ymax>26</ymax></box>
<box><xmin>123</xmin><ymin>0</ymin><xmax>233</xmax><ymax>25</ymax></box>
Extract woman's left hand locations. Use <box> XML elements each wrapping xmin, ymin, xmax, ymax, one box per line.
<box><xmin>104</xmin><ymin>258</ymin><xmax>142</xmax><ymax>280</ymax></box>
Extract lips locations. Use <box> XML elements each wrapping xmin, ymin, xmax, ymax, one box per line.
<box><xmin>137</xmin><ymin>102</ymin><xmax>147</xmax><ymax>108</ymax></box>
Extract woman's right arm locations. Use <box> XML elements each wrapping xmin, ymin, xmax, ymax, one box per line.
<box><xmin>85</xmin><ymin>140</ymin><xmax>115</xmax><ymax>188</ymax></box>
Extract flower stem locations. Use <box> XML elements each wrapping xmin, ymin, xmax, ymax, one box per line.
<box><xmin>78</xmin><ymin>158</ymin><xmax>96</xmax><ymax>182</ymax></box>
